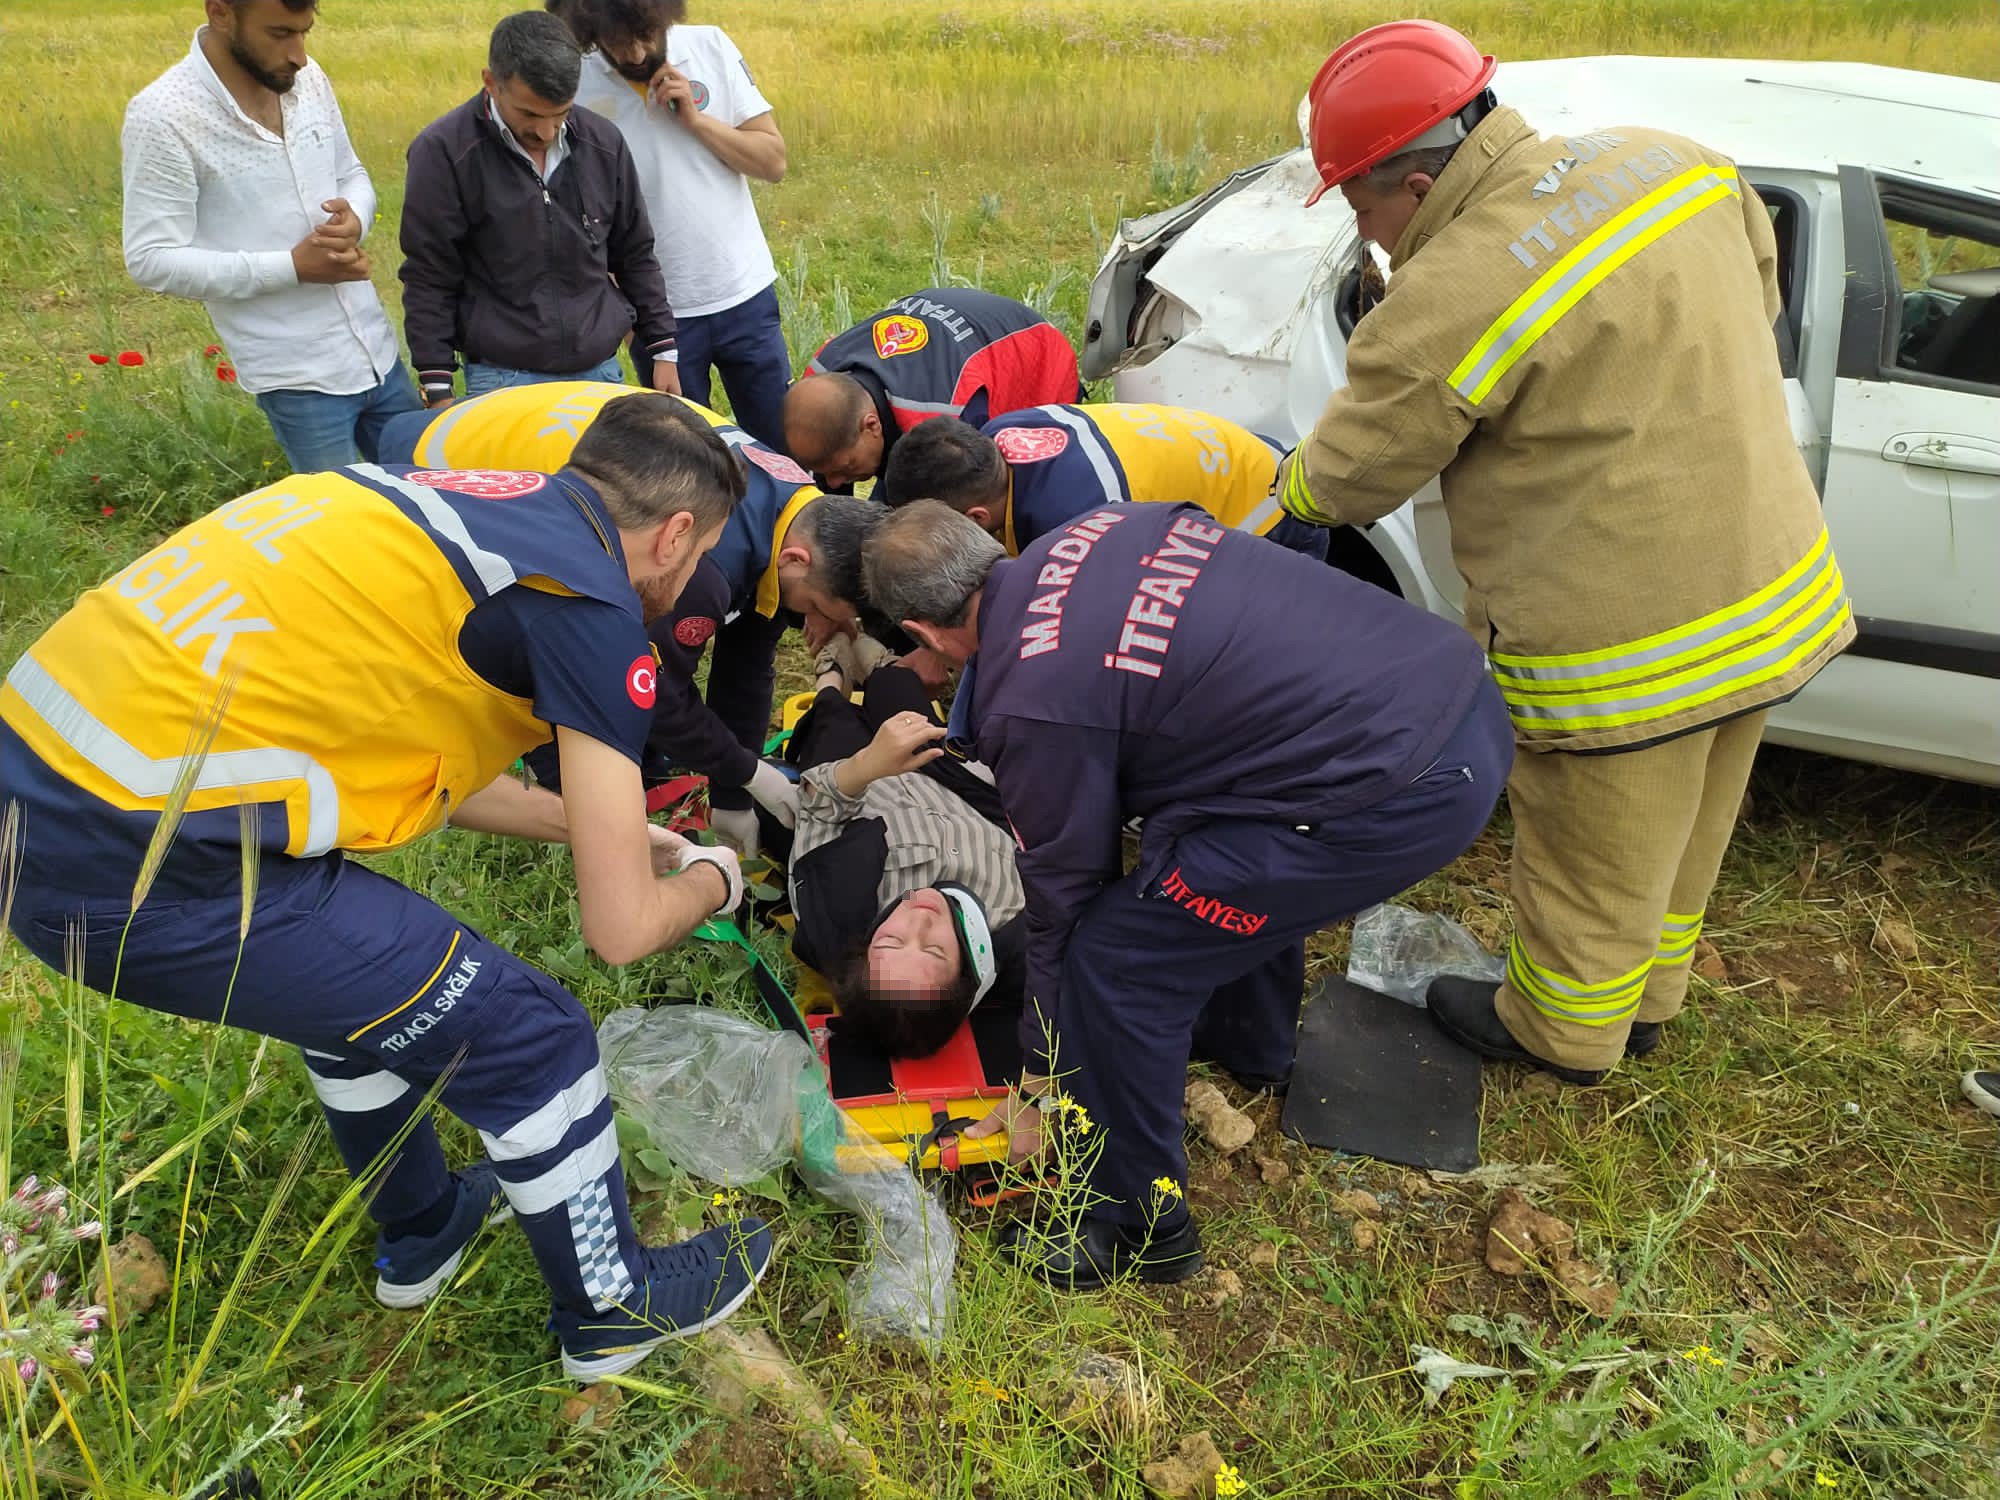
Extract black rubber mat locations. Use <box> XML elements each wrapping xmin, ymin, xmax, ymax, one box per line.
<box><xmin>1280</xmin><ymin>975</ymin><xmax>1482</xmax><ymax>1172</ymax></box>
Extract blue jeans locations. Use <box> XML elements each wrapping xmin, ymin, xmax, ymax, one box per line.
<box><xmin>462</xmin><ymin>353</ymin><xmax>625</xmax><ymax>399</ymax></box>
<box><xmin>374</xmin><ymin>408</ymin><xmax>433</xmax><ymax>466</ymax></box>
<box><xmin>254</xmin><ymin>362</ymin><xmax>423</xmax><ymax>472</ymax></box>
<box><xmin>673</xmin><ymin>282</ymin><xmax>793</xmax><ymax>453</ymax></box>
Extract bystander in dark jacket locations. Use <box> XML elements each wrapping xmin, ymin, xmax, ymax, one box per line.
<box><xmin>399</xmin><ymin>10</ymin><xmax>678</xmax><ymax>405</ymax></box>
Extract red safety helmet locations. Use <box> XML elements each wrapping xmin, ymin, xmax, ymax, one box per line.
<box><xmin>1303</xmin><ymin>20</ymin><xmax>1498</xmax><ymax>205</ymax></box>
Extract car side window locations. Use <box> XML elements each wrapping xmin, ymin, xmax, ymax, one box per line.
<box><xmin>1882</xmin><ymin>207</ymin><xmax>2000</xmax><ymax>391</ymax></box>
<box><xmin>1872</xmin><ymin>192</ymin><xmax>2000</xmax><ymax>394</ymax></box>
<box><xmin>1751</xmin><ymin>183</ymin><xmax>1805</xmax><ymax>377</ymax></box>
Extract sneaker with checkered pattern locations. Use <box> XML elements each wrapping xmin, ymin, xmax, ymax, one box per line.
<box><xmin>556</xmin><ymin>1218</ymin><xmax>774</xmax><ymax>1381</ymax></box>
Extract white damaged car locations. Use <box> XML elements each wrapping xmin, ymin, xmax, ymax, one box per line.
<box><xmin>1084</xmin><ymin>58</ymin><xmax>2000</xmax><ymax>784</ymax></box>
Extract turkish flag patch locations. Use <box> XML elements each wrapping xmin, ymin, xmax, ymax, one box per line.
<box><xmin>673</xmin><ymin>616</ymin><xmax>718</xmax><ymax>648</ymax></box>
<box><xmin>626</xmin><ymin>655</ymin><xmax>658</xmax><ymax>709</ymax></box>
<box><xmin>742</xmin><ymin>445</ymin><xmax>814</xmax><ymax>486</ymax></box>
<box><xmin>404</xmin><ymin>468</ymin><xmax>547</xmax><ymax>498</ymax></box>
<box><xmin>993</xmin><ymin>426</ymin><xmax>1070</xmax><ymax>464</ymax></box>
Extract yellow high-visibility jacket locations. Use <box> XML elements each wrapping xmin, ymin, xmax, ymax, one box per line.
<box><xmin>1278</xmin><ymin>106</ymin><xmax>1854</xmax><ymax>752</ymax></box>
<box><xmin>987</xmin><ymin>402</ymin><xmax>1285</xmax><ymax>552</ymax></box>
<box><xmin>394</xmin><ymin>383</ymin><xmax>823</xmax><ymax>618</ymax></box>
<box><xmin>0</xmin><ymin>466</ymin><xmax>645</xmax><ymax>865</ymax></box>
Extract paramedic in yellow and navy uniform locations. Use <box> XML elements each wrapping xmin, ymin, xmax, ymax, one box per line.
<box><xmin>878</xmin><ymin>403</ymin><xmax>1330</xmax><ymax>561</ymax></box>
<box><xmin>1272</xmin><ymin>21</ymin><xmax>1854</xmax><ymax>1084</ymax></box>
<box><xmin>379</xmin><ymin>381</ymin><xmax>879</xmax><ymax>854</ymax></box>
<box><xmin>0</xmin><ymin>396</ymin><xmax>774</xmax><ymax>1383</ymax></box>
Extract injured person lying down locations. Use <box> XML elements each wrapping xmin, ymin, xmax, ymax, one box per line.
<box><xmin>783</xmin><ymin>634</ymin><xmax>1026</xmax><ymax>1056</ymax></box>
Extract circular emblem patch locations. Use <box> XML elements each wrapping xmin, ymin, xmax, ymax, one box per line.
<box><xmin>673</xmin><ymin>615</ymin><xmax>718</xmax><ymax>649</ymax></box>
<box><xmin>742</xmin><ymin>444</ymin><xmax>814</xmax><ymax>486</ymax></box>
<box><xmin>626</xmin><ymin>655</ymin><xmax>658</xmax><ymax>709</ymax></box>
<box><xmin>871</xmin><ymin>314</ymin><xmax>930</xmax><ymax>360</ymax></box>
<box><xmin>405</xmin><ymin>469</ymin><xmax>547</xmax><ymax>499</ymax></box>
<box><xmin>993</xmin><ymin>426</ymin><xmax>1070</xmax><ymax>464</ymax></box>
<box><xmin>689</xmin><ymin>78</ymin><xmax>711</xmax><ymax>111</ymax></box>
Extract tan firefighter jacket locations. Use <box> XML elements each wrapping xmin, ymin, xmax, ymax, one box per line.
<box><xmin>1276</xmin><ymin>106</ymin><xmax>1855</xmax><ymax>753</ymax></box>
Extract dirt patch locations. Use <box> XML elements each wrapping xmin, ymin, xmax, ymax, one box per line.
<box><xmin>1041</xmin><ymin>1349</ymin><xmax>1161</xmax><ymax>1441</ymax></box>
<box><xmin>93</xmin><ymin>1233</ymin><xmax>168</xmax><ymax>1327</ymax></box>
<box><xmin>1140</xmin><ymin>1429</ymin><xmax>1224</xmax><ymax>1498</ymax></box>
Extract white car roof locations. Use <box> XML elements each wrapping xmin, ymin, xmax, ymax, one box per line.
<box><xmin>1500</xmin><ymin>58</ymin><xmax>2000</xmax><ymax>192</ymax></box>
<box><xmin>1299</xmin><ymin>57</ymin><xmax>2000</xmax><ymax>195</ymax></box>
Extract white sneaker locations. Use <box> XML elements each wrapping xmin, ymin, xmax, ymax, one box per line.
<box><xmin>1961</xmin><ymin>1070</ymin><xmax>2000</xmax><ymax>1119</ymax></box>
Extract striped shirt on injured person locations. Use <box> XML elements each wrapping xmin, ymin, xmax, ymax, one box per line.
<box><xmin>792</xmin><ymin>759</ymin><xmax>1024</xmax><ymax>929</ymax></box>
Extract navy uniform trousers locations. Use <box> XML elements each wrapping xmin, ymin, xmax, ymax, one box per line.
<box><xmin>8</xmin><ymin>850</ymin><xmax>645</xmax><ymax>1322</ymax></box>
<box><xmin>1062</xmin><ymin>678</ymin><xmax>1512</xmax><ymax>1228</ymax></box>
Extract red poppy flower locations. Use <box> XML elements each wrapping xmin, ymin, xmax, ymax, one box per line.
<box><xmin>203</xmin><ymin>344</ymin><xmax>222</xmax><ymax>357</ymax></box>
<box><xmin>117</xmin><ymin>351</ymin><xmax>145</xmax><ymax>367</ymax></box>
<box><xmin>87</xmin><ymin>353</ymin><xmax>110</xmax><ymax>365</ymax></box>
<box><xmin>91</xmin><ymin>475</ymin><xmax>101</xmax><ymax>484</ymax></box>
<box><xmin>216</xmin><ymin>365</ymin><xmax>238</xmax><ymax>383</ymax></box>
<box><xmin>65</xmin><ymin>430</ymin><xmax>83</xmax><ymax>440</ymax></box>
<box><xmin>100</xmin><ymin>505</ymin><xmax>116</xmax><ymax>517</ymax></box>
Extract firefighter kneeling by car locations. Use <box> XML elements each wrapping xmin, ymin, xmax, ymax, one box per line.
<box><xmin>860</xmin><ymin>499</ymin><xmax>1512</xmax><ymax>1288</ymax></box>
<box><xmin>1274</xmin><ymin>20</ymin><xmax>1855</xmax><ymax>1083</ymax></box>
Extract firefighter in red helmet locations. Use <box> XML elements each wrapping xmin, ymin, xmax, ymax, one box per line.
<box><xmin>1274</xmin><ymin>20</ymin><xmax>1854</xmax><ymax>1084</ymax></box>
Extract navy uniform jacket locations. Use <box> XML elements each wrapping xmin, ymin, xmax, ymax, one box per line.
<box><xmin>946</xmin><ymin>503</ymin><xmax>1489</xmax><ymax>1060</ymax></box>
<box><xmin>650</xmin><ymin>435</ymin><xmax>820</xmax><ymax>788</ymax></box>
<box><xmin>804</xmin><ymin>287</ymin><xmax>1081</xmax><ymax>472</ymax></box>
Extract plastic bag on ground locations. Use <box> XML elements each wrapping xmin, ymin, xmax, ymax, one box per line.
<box><xmin>1346</xmin><ymin>902</ymin><xmax>1505</xmax><ymax>1006</ymax></box>
<box><xmin>599</xmin><ymin>1006</ymin><xmax>957</xmax><ymax>1350</ymax></box>
<box><xmin>795</xmin><ymin>1097</ymin><xmax>958</xmax><ymax>1349</ymax></box>
<box><xmin>598</xmin><ymin>1005</ymin><xmax>804</xmax><ymax>1184</ymax></box>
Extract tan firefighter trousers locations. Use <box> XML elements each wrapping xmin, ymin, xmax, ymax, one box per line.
<box><xmin>1494</xmin><ymin>711</ymin><xmax>1767</xmax><ymax>1072</ymax></box>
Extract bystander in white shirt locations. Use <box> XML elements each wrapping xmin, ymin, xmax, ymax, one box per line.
<box><xmin>574</xmin><ymin>26</ymin><xmax>777</xmax><ymax>318</ymax></box>
<box><xmin>121</xmin><ymin>31</ymin><xmax>400</xmax><ymax>397</ymax></box>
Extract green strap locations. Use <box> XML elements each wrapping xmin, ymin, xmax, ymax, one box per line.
<box><xmin>695</xmin><ymin>916</ymin><xmax>811</xmax><ymax>1040</ymax></box>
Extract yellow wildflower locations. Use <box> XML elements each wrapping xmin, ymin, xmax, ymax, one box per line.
<box><xmin>1679</xmin><ymin>1344</ymin><xmax>1726</xmax><ymax>1368</ymax></box>
<box><xmin>1152</xmin><ymin>1176</ymin><xmax>1183</xmax><ymax>1199</ymax></box>
<box><xmin>1815</xmin><ymin>1473</ymin><xmax>1838</xmax><ymax>1490</ymax></box>
<box><xmin>1215</xmin><ymin>1461</ymin><xmax>1247</xmax><ymax>1497</ymax></box>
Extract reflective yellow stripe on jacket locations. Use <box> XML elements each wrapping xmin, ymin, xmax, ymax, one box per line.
<box><xmin>1450</xmin><ymin>164</ymin><xmax>1742</xmax><ymax>406</ymax></box>
<box><xmin>1278</xmin><ymin>449</ymin><xmax>1327</xmax><ymax>526</ymax></box>
<box><xmin>1491</xmin><ymin>527</ymin><xmax>1851</xmax><ymax>733</ymax></box>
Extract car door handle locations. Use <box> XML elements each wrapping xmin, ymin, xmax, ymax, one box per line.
<box><xmin>1883</xmin><ymin>434</ymin><xmax>2000</xmax><ymax>476</ymax></box>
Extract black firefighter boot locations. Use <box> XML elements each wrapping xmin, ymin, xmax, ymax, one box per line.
<box><xmin>998</xmin><ymin>1213</ymin><xmax>1205</xmax><ymax>1292</ymax></box>
<box><xmin>1424</xmin><ymin>976</ymin><xmax>1610</xmax><ymax>1086</ymax></box>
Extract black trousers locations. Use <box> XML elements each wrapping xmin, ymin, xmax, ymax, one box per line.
<box><xmin>688</xmin><ymin>609</ymin><xmax>791</xmax><ymax>813</ymax></box>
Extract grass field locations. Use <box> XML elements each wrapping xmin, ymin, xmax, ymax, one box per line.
<box><xmin>3</xmin><ymin>2</ymin><xmax>1998</xmax><ymax>1497</ymax></box>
